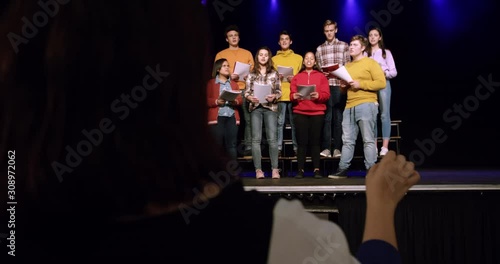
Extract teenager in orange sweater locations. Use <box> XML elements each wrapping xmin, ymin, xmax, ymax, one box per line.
<box><xmin>215</xmin><ymin>25</ymin><xmax>254</xmax><ymax>156</ymax></box>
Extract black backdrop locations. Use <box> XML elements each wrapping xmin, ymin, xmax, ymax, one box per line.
<box><xmin>206</xmin><ymin>0</ymin><xmax>500</xmax><ymax>169</ymax></box>
<box><xmin>336</xmin><ymin>191</ymin><xmax>500</xmax><ymax>264</ymax></box>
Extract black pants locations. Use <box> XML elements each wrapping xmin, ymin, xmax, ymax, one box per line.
<box><xmin>322</xmin><ymin>86</ymin><xmax>346</xmax><ymax>151</ymax></box>
<box><xmin>294</xmin><ymin>114</ymin><xmax>324</xmax><ymax>171</ymax></box>
<box><xmin>210</xmin><ymin>115</ymin><xmax>238</xmax><ymax>160</ymax></box>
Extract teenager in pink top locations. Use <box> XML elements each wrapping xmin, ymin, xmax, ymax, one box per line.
<box><xmin>290</xmin><ymin>52</ymin><xmax>330</xmax><ymax>178</ymax></box>
<box><xmin>367</xmin><ymin>27</ymin><xmax>398</xmax><ymax>156</ymax></box>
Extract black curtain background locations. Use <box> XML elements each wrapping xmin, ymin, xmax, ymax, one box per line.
<box><xmin>335</xmin><ymin>192</ymin><xmax>500</xmax><ymax>263</ymax></box>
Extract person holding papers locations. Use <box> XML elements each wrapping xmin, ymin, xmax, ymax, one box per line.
<box><xmin>316</xmin><ymin>19</ymin><xmax>351</xmax><ymax>159</ymax></box>
<box><xmin>366</xmin><ymin>27</ymin><xmax>398</xmax><ymax>157</ymax></box>
<box><xmin>214</xmin><ymin>25</ymin><xmax>254</xmax><ymax>157</ymax></box>
<box><xmin>272</xmin><ymin>30</ymin><xmax>303</xmax><ymax>157</ymax></box>
<box><xmin>244</xmin><ymin>47</ymin><xmax>282</xmax><ymax>179</ymax></box>
<box><xmin>290</xmin><ymin>52</ymin><xmax>330</xmax><ymax>179</ymax></box>
<box><xmin>329</xmin><ymin>35</ymin><xmax>386</xmax><ymax>179</ymax></box>
<box><xmin>207</xmin><ymin>58</ymin><xmax>242</xmax><ymax>161</ymax></box>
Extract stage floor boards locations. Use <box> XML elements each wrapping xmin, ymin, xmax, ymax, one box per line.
<box><xmin>242</xmin><ymin>169</ymin><xmax>500</xmax><ymax>193</ymax></box>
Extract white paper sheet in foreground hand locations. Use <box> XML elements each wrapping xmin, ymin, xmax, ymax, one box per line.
<box><xmin>297</xmin><ymin>84</ymin><xmax>316</xmax><ymax>100</ymax></box>
<box><xmin>219</xmin><ymin>90</ymin><xmax>241</xmax><ymax>101</ymax></box>
<box><xmin>253</xmin><ymin>83</ymin><xmax>272</xmax><ymax>103</ymax></box>
<box><xmin>233</xmin><ymin>61</ymin><xmax>251</xmax><ymax>81</ymax></box>
<box><xmin>277</xmin><ymin>65</ymin><xmax>294</xmax><ymax>82</ymax></box>
<box><xmin>331</xmin><ymin>66</ymin><xmax>353</xmax><ymax>82</ymax></box>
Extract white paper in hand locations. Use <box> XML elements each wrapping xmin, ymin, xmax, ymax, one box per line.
<box><xmin>253</xmin><ymin>83</ymin><xmax>272</xmax><ymax>103</ymax></box>
<box><xmin>331</xmin><ymin>66</ymin><xmax>353</xmax><ymax>82</ymax></box>
<box><xmin>297</xmin><ymin>85</ymin><xmax>316</xmax><ymax>100</ymax></box>
<box><xmin>233</xmin><ymin>61</ymin><xmax>251</xmax><ymax>81</ymax></box>
<box><xmin>277</xmin><ymin>65</ymin><xmax>293</xmax><ymax>82</ymax></box>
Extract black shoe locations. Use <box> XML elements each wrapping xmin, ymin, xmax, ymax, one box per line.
<box><xmin>328</xmin><ymin>168</ymin><xmax>348</xmax><ymax>179</ymax></box>
<box><xmin>295</xmin><ymin>170</ymin><xmax>304</xmax><ymax>179</ymax></box>
<box><xmin>313</xmin><ymin>170</ymin><xmax>323</xmax><ymax>179</ymax></box>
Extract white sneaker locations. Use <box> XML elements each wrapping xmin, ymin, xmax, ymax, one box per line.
<box><xmin>379</xmin><ymin>147</ymin><xmax>389</xmax><ymax>156</ymax></box>
<box><xmin>256</xmin><ymin>169</ymin><xmax>264</xmax><ymax>179</ymax></box>
<box><xmin>320</xmin><ymin>149</ymin><xmax>331</xmax><ymax>157</ymax></box>
<box><xmin>272</xmin><ymin>168</ymin><xmax>280</xmax><ymax>179</ymax></box>
<box><xmin>333</xmin><ymin>149</ymin><xmax>341</xmax><ymax>158</ymax></box>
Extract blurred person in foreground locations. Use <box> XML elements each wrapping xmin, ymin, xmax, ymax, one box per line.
<box><xmin>0</xmin><ymin>1</ymin><xmax>419</xmax><ymax>262</ymax></box>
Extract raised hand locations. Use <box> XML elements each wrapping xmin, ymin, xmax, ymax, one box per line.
<box><xmin>365</xmin><ymin>151</ymin><xmax>420</xmax><ymax>209</ymax></box>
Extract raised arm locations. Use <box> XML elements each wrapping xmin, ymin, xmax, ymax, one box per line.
<box><xmin>357</xmin><ymin>151</ymin><xmax>420</xmax><ymax>263</ymax></box>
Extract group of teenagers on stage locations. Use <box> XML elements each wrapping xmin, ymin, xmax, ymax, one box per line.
<box><xmin>207</xmin><ymin>19</ymin><xmax>398</xmax><ymax>179</ymax></box>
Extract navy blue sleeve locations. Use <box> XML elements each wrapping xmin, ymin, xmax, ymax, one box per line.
<box><xmin>355</xmin><ymin>239</ymin><xmax>401</xmax><ymax>264</ymax></box>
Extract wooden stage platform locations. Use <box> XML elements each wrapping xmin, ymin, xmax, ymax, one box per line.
<box><xmin>242</xmin><ymin>169</ymin><xmax>500</xmax><ymax>193</ymax></box>
<box><xmin>241</xmin><ymin>168</ymin><xmax>500</xmax><ymax>214</ymax></box>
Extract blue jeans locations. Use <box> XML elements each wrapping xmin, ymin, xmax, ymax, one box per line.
<box><xmin>339</xmin><ymin>102</ymin><xmax>378</xmax><ymax>170</ymax></box>
<box><xmin>375</xmin><ymin>80</ymin><xmax>392</xmax><ymax>140</ymax></box>
<box><xmin>251</xmin><ymin>107</ymin><xmax>279</xmax><ymax>170</ymax></box>
<box><xmin>277</xmin><ymin>101</ymin><xmax>297</xmax><ymax>151</ymax></box>
<box><xmin>322</xmin><ymin>86</ymin><xmax>346</xmax><ymax>151</ymax></box>
<box><xmin>210</xmin><ymin>116</ymin><xmax>238</xmax><ymax>160</ymax></box>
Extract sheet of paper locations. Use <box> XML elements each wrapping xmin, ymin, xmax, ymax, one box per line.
<box><xmin>297</xmin><ymin>84</ymin><xmax>316</xmax><ymax>100</ymax></box>
<box><xmin>219</xmin><ymin>90</ymin><xmax>241</xmax><ymax>101</ymax></box>
<box><xmin>331</xmin><ymin>66</ymin><xmax>353</xmax><ymax>82</ymax></box>
<box><xmin>253</xmin><ymin>83</ymin><xmax>272</xmax><ymax>103</ymax></box>
<box><xmin>233</xmin><ymin>61</ymin><xmax>251</xmax><ymax>81</ymax></box>
<box><xmin>277</xmin><ymin>65</ymin><xmax>294</xmax><ymax>82</ymax></box>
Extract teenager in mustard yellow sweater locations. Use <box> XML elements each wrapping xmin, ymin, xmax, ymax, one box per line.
<box><xmin>272</xmin><ymin>30</ymin><xmax>303</xmax><ymax>156</ymax></box>
<box><xmin>329</xmin><ymin>35</ymin><xmax>386</xmax><ymax>179</ymax></box>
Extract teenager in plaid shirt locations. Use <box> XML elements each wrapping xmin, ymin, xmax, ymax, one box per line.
<box><xmin>315</xmin><ymin>19</ymin><xmax>351</xmax><ymax>159</ymax></box>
